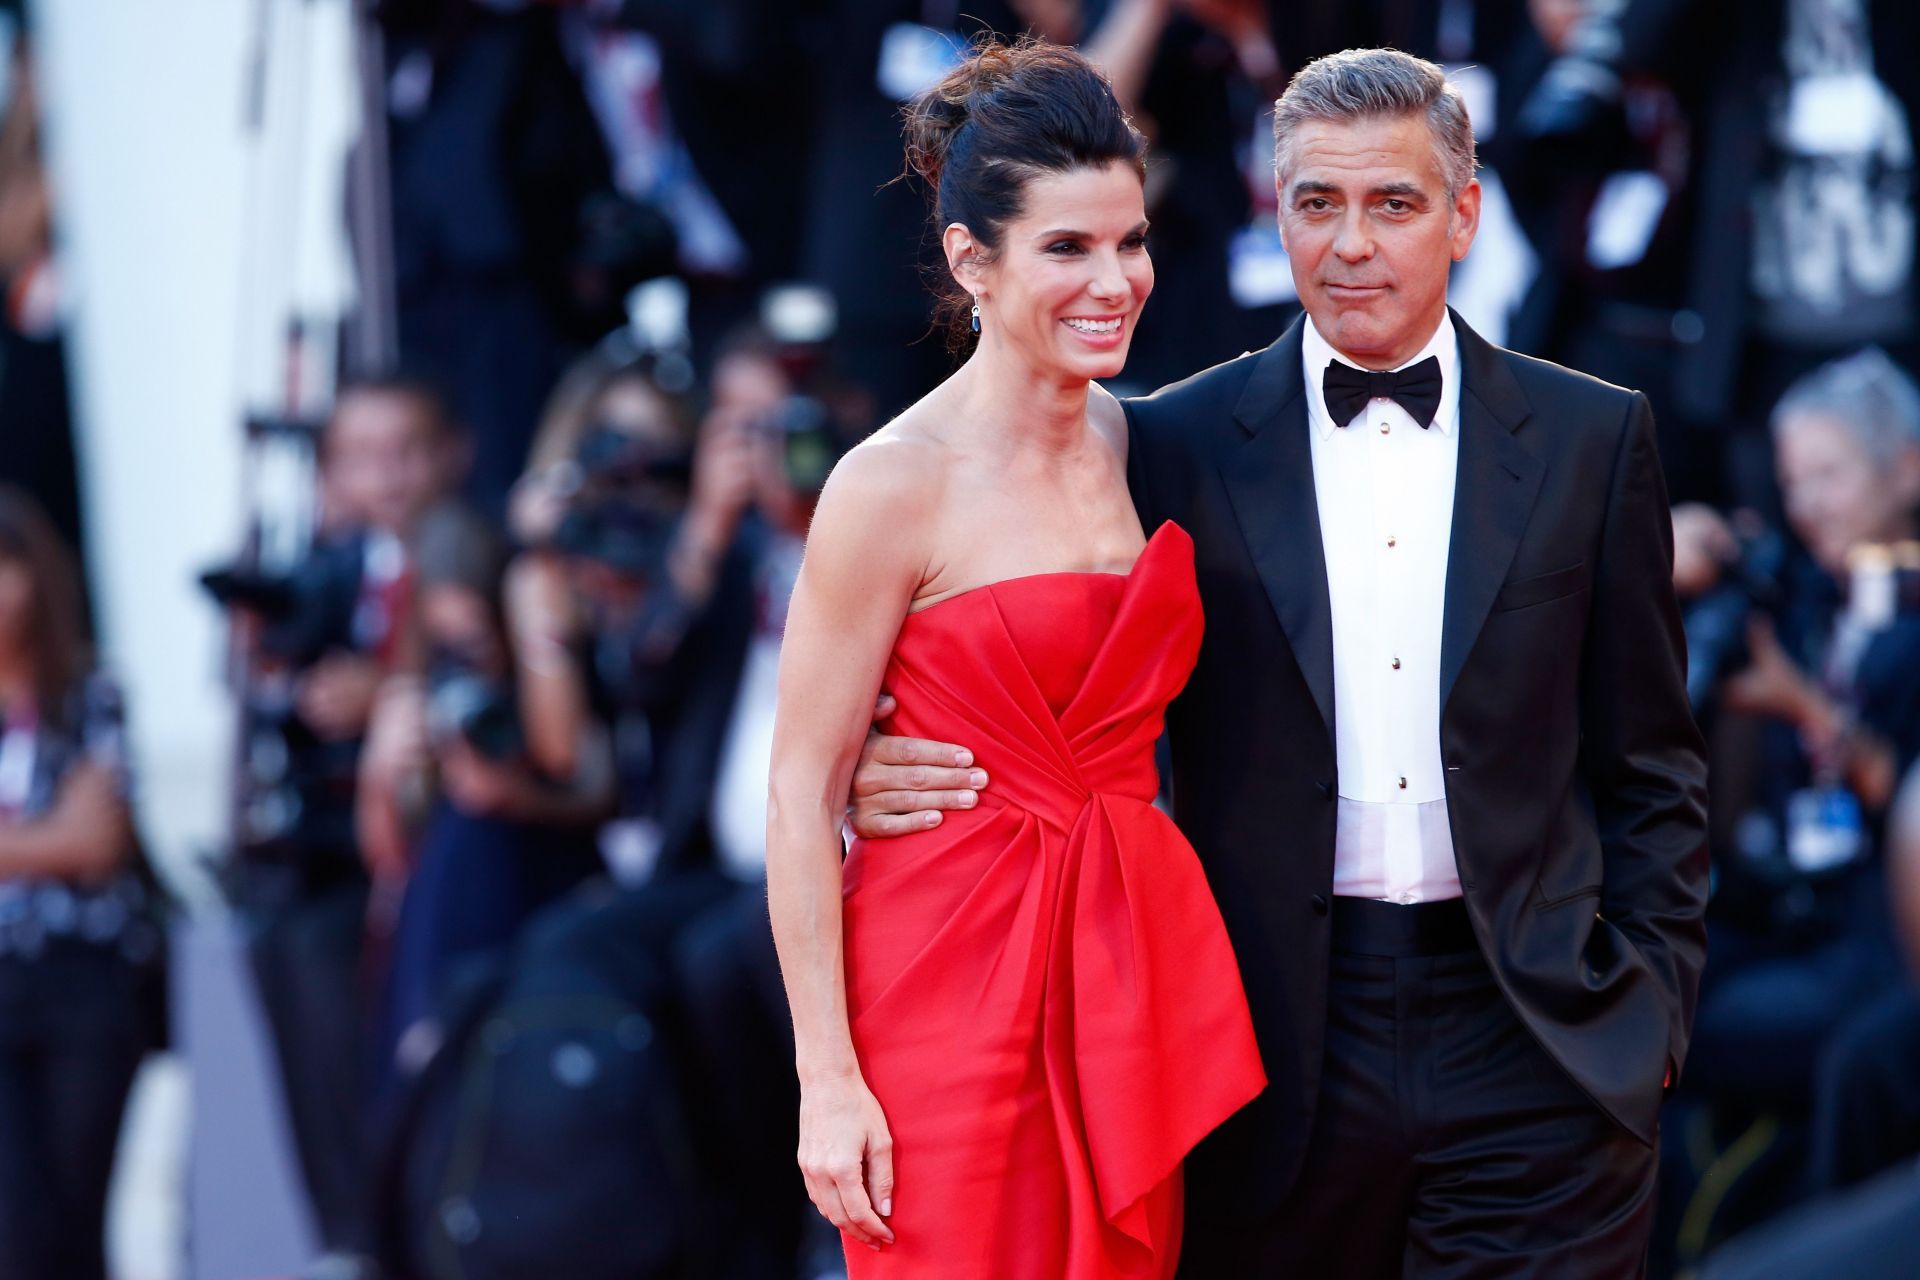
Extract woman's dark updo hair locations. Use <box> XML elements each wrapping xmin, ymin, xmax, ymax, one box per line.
<box><xmin>902</xmin><ymin>39</ymin><xmax>1147</xmax><ymax>344</ymax></box>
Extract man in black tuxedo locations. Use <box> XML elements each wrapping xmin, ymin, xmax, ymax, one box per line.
<box><xmin>851</xmin><ymin>47</ymin><xmax>1708</xmax><ymax>1277</ymax></box>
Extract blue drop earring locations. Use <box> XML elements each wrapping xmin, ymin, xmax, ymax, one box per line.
<box><xmin>970</xmin><ymin>302</ymin><xmax>981</xmax><ymax>334</ymax></box>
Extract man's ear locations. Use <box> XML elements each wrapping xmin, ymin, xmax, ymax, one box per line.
<box><xmin>1450</xmin><ymin>178</ymin><xmax>1483</xmax><ymax>263</ymax></box>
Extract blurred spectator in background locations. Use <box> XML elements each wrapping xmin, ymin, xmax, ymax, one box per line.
<box><xmin>506</xmin><ymin>338</ymin><xmax>750</xmax><ymax>893</ymax></box>
<box><xmin>379</xmin><ymin>0</ymin><xmax>671</xmax><ymax>516</ymax></box>
<box><xmin>1538</xmin><ymin>0</ymin><xmax>1920</xmax><ymax>508</ymax></box>
<box><xmin>0</xmin><ymin>22</ymin><xmax>82</xmax><ymax>553</ymax></box>
<box><xmin>1660</xmin><ymin>347</ymin><xmax>1920</xmax><ymax>1262</ymax></box>
<box><xmin>0</xmin><ymin>486</ymin><xmax>160</xmax><ymax>1280</ymax></box>
<box><xmin>358</xmin><ymin>504</ymin><xmax>612</xmax><ymax>1100</ymax></box>
<box><xmin>215</xmin><ymin>375</ymin><xmax>465</xmax><ymax>1266</ymax></box>
<box><xmin>1701</xmin><ymin>760</ymin><xmax>1920</xmax><ymax>1280</ymax></box>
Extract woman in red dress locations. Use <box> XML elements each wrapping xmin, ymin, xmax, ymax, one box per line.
<box><xmin>766</xmin><ymin>41</ymin><xmax>1265</xmax><ymax>1278</ymax></box>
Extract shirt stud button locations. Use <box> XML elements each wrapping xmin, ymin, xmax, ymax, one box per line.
<box><xmin>1379</xmin><ymin>422</ymin><xmax>1390</xmax><ymax>434</ymax></box>
<box><xmin>1391</xmin><ymin>657</ymin><xmax>1402</xmax><ymax>670</ymax></box>
<box><xmin>1386</xmin><ymin>535</ymin><xmax>1397</xmax><ymax>548</ymax></box>
<box><xmin>1398</xmin><ymin>776</ymin><xmax>1408</xmax><ymax>789</ymax></box>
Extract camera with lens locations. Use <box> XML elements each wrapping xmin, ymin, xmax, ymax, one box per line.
<box><xmin>548</xmin><ymin>424</ymin><xmax>689</xmax><ymax>582</ymax></box>
<box><xmin>201</xmin><ymin>540</ymin><xmax>374</xmax><ymax>872</ymax></box>
<box><xmin>749</xmin><ymin>393</ymin><xmax>844</xmax><ymax>498</ymax></box>
<box><xmin>199</xmin><ymin>542</ymin><xmax>366</xmax><ymax>670</ymax></box>
<box><xmin>425</xmin><ymin>650</ymin><xmax>522</xmax><ymax>761</ymax></box>
<box><xmin>1683</xmin><ymin>529</ymin><xmax>1790</xmax><ymax>712</ymax></box>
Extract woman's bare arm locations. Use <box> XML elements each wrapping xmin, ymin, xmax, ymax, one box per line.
<box><xmin>766</xmin><ymin>436</ymin><xmax>936</xmax><ymax>1249</ymax></box>
<box><xmin>0</xmin><ymin>762</ymin><xmax>132</xmax><ymax>883</ymax></box>
<box><xmin>505</xmin><ymin>552</ymin><xmax>593</xmax><ymax>781</ymax></box>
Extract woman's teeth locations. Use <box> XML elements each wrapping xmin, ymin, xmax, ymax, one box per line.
<box><xmin>1064</xmin><ymin>318</ymin><xmax>1121</xmax><ymax>334</ymax></box>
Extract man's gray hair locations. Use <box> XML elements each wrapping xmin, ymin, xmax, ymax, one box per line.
<box><xmin>1272</xmin><ymin>48</ymin><xmax>1478</xmax><ymax>202</ymax></box>
<box><xmin>1772</xmin><ymin>347</ymin><xmax>1920</xmax><ymax>464</ymax></box>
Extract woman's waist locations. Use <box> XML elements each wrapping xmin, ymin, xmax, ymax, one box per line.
<box><xmin>843</xmin><ymin>783</ymin><xmax>1186</xmax><ymax>895</ymax></box>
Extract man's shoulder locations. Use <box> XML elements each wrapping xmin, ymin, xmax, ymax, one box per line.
<box><xmin>1122</xmin><ymin>347</ymin><xmax>1273</xmax><ymax>444</ymax></box>
<box><xmin>1130</xmin><ymin>347</ymin><xmax>1269</xmax><ymax>412</ymax></box>
<box><xmin>1491</xmin><ymin>343</ymin><xmax>1643</xmax><ymax>421</ymax></box>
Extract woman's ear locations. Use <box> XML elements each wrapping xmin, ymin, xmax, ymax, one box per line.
<box><xmin>942</xmin><ymin>222</ymin><xmax>983</xmax><ymax>295</ymax></box>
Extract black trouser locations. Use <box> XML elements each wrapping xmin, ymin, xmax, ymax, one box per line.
<box><xmin>250</xmin><ymin>878</ymin><xmax>373</xmax><ymax>1254</ymax></box>
<box><xmin>1182</xmin><ymin>899</ymin><xmax>1657</xmax><ymax>1279</ymax></box>
<box><xmin>1812</xmin><ymin>984</ymin><xmax>1920</xmax><ymax>1192</ymax></box>
<box><xmin>0</xmin><ymin>950</ymin><xmax>147</xmax><ymax>1280</ymax></box>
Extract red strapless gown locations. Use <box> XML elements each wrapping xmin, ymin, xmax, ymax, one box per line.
<box><xmin>842</xmin><ymin>521</ymin><xmax>1266</xmax><ymax>1278</ymax></box>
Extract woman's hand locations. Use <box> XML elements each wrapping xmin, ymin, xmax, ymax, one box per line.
<box><xmin>798</xmin><ymin>1071</ymin><xmax>897</xmax><ymax>1250</ymax></box>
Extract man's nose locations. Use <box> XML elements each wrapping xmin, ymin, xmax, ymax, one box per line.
<box><xmin>1333</xmin><ymin>209</ymin><xmax>1374</xmax><ymax>262</ymax></box>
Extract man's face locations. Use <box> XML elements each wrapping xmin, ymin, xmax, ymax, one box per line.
<box><xmin>323</xmin><ymin>390</ymin><xmax>451</xmax><ymax>536</ymax></box>
<box><xmin>1278</xmin><ymin>113</ymin><xmax>1479</xmax><ymax>369</ymax></box>
<box><xmin>1776</xmin><ymin>412</ymin><xmax>1920</xmax><ymax>576</ymax></box>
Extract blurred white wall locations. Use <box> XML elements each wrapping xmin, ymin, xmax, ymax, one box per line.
<box><xmin>29</xmin><ymin>4</ymin><xmax>343</xmax><ymax>1276</ymax></box>
<box><xmin>29</xmin><ymin>0</ymin><xmax>249</xmax><ymax>897</ymax></box>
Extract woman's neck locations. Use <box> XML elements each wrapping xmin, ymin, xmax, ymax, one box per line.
<box><xmin>951</xmin><ymin>333</ymin><xmax>1092</xmax><ymax>460</ymax></box>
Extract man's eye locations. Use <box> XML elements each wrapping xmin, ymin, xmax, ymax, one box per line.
<box><xmin>1302</xmin><ymin>198</ymin><xmax>1331</xmax><ymax>212</ymax></box>
<box><xmin>1383</xmin><ymin>199</ymin><xmax>1410</xmax><ymax>213</ymax></box>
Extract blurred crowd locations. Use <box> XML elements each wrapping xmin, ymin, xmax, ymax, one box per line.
<box><xmin>0</xmin><ymin>0</ymin><xmax>1918</xmax><ymax>1278</ymax></box>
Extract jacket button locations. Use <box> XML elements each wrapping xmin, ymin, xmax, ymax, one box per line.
<box><xmin>1311</xmin><ymin>894</ymin><xmax>1330</xmax><ymax>916</ymax></box>
<box><xmin>1316</xmin><ymin>780</ymin><xmax>1334</xmax><ymax>799</ymax></box>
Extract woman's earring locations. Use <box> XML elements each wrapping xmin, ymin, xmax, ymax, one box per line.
<box><xmin>970</xmin><ymin>303</ymin><xmax>981</xmax><ymax>334</ymax></box>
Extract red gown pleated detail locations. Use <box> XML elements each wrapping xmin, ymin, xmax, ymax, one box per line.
<box><xmin>842</xmin><ymin>521</ymin><xmax>1267</xmax><ymax>1278</ymax></box>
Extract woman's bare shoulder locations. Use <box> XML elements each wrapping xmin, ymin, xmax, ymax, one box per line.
<box><xmin>806</xmin><ymin>406</ymin><xmax>952</xmax><ymax>590</ymax></box>
<box><xmin>824</xmin><ymin>408</ymin><xmax>949</xmax><ymax>512</ymax></box>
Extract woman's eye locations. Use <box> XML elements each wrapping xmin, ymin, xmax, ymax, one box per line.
<box><xmin>1048</xmin><ymin>241</ymin><xmax>1083</xmax><ymax>255</ymax></box>
<box><xmin>1123</xmin><ymin>235</ymin><xmax>1148</xmax><ymax>251</ymax></box>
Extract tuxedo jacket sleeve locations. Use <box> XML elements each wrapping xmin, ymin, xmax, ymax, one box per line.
<box><xmin>1580</xmin><ymin>390</ymin><xmax>1710</xmax><ymax>1074</ymax></box>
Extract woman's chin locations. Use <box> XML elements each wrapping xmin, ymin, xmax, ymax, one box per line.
<box><xmin>1056</xmin><ymin>339</ymin><xmax>1131</xmax><ymax>382</ymax></box>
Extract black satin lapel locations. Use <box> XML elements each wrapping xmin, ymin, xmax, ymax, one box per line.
<box><xmin>1222</xmin><ymin>341</ymin><xmax>1335</xmax><ymax>736</ymax></box>
<box><xmin>1439</xmin><ymin>381</ymin><xmax>1546</xmax><ymax>708</ymax></box>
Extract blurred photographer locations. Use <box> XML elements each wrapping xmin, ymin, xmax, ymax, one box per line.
<box><xmin>358</xmin><ymin>505</ymin><xmax>612</xmax><ymax>1092</ymax></box>
<box><xmin>210</xmin><ymin>375</ymin><xmax>464</xmax><ymax>1264</ymax></box>
<box><xmin>505</xmin><ymin>338</ymin><xmax>757</xmax><ymax>885</ymax></box>
<box><xmin>0</xmin><ymin>487</ymin><xmax>159</xmax><ymax>1280</ymax></box>
<box><xmin>1673</xmin><ymin>347</ymin><xmax>1920</xmax><ymax>1107</ymax></box>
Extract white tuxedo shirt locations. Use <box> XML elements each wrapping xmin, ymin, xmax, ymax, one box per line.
<box><xmin>1303</xmin><ymin>314</ymin><xmax>1464</xmax><ymax>903</ymax></box>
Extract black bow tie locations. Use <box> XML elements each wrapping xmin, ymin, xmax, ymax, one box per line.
<box><xmin>1322</xmin><ymin>355</ymin><xmax>1443</xmax><ymax>429</ymax></box>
